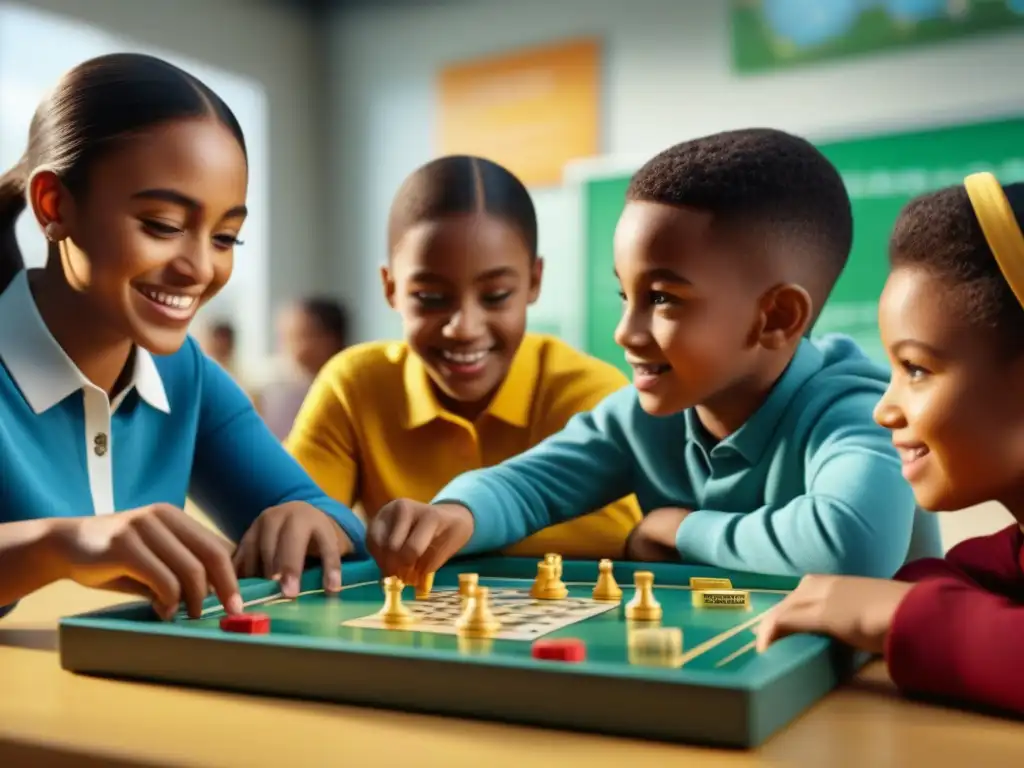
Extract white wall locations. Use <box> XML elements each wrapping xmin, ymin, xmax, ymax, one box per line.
<box><xmin>4</xmin><ymin>0</ymin><xmax>330</xmax><ymax>371</ymax></box>
<box><xmin>328</xmin><ymin>0</ymin><xmax>1022</xmax><ymax>544</ymax></box>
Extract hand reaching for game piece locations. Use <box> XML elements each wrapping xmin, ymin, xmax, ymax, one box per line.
<box><xmin>48</xmin><ymin>503</ymin><xmax>242</xmax><ymax>620</ymax></box>
<box><xmin>367</xmin><ymin>500</ymin><xmax>475</xmax><ymax>584</ymax></box>
<box><xmin>233</xmin><ymin>502</ymin><xmax>355</xmax><ymax>598</ymax></box>
<box><xmin>755</xmin><ymin>574</ymin><xmax>916</xmax><ymax>654</ymax></box>
<box><xmin>624</xmin><ymin>507</ymin><xmax>689</xmax><ymax>562</ymax></box>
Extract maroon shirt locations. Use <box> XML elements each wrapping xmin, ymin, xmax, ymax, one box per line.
<box><xmin>886</xmin><ymin>524</ymin><xmax>1024</xmax><ymax>714</ymax></box>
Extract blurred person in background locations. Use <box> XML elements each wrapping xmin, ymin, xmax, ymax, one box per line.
<box><xmin>257</xmin><ymin>297</ymin><xmax>348</xmax><ymax>440</ymax></box>
<box><xmin>198</xmin><ymin>319</ymin><xmax>238</xmax><ymax>376</ymax></box>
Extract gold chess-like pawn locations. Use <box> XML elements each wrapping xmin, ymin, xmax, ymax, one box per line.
<box><xmin>625</xmin><ymin>571</ymin><xmax>662</xmax><ymax>621</ymax></box>
<box><xmin>415</xmin><ymin>571</ymin><xmax>435</xmax><ymax>600</ymax></box>
<box><xmin>592</xmin><ymin>559</ymin><xmax>622</xmax><ymax>602</ymax></box>
<box><xmin>544</xmin><ymin>553</ymin><xmax>563</xmax><ymax>580</ymax></box>
<box><xmin>455</xmin><ymin>586</ymin><xmax>501</xmax><ymax>638</ymax></box>
<box><xmin>530</xmin><ymin>561</ymin><xmax>568</xmax><ymax>600</ymax></box>
<box><xmin>378</xmin><ymin>576</ymin><xmax>415</xmax><ymax>627</ymax></box>
<box><xmin>458</xmin><ymin>573</ymin><xmax>479</xmax><ymax>607</ymax></box>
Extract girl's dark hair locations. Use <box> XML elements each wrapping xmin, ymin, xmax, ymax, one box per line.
<box><xmin>0</xmin><ymin>52</ymin><xmax>247</xmax><ymax>293</ymax></box>
<box><xmin>890</xmin><ymin>182</ymin><xmax>1024</xmax><ymax>356</ymax></box>
<box><xmin>387</xmin><ymin>155</ymin><xmax>537</xmax><ymax>258</ymax></box>
<box><xmin>300</xmin><ymin>296</ymin><xmax>348</xmax><ymax>347</ymax></box>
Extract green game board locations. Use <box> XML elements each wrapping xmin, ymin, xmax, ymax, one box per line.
<box><xmin>58</xmin><ymin>558</ymin><xmax>861</xmax><ymax>747</ymax></box>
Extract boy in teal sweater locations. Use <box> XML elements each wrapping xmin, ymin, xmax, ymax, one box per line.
<box><xmin>368</xmin><ymin>128</ymin><xmax>941</xmax><ymax>580</ymax></box>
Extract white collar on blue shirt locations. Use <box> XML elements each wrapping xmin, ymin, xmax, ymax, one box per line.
<box><xmin>0</xmin><ymin>270</ymin><xmax>170</xmax><ymax>415</ymax></box>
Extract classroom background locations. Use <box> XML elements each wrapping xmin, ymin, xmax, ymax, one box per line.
<box><xmin>2</xmin><ymin>0</ymin><xmax>1022</xmax><ymax>549</ymax></box>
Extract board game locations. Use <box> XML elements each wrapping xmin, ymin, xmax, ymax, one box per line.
<box><xmin>58</xmin><ymin>557</ymin><xmax>862</xmax><ymax>748</ymax></box>
<box><xmin>342</xmin><ymin>586</ymin><xmax>619</xmax><ymax>640</ymax></box>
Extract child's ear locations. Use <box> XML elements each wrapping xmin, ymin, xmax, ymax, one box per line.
<box><xmin>380</xmin><ymin>265</ymin><xmax>396</xmax><ymax>308</ymax></box>
<box><xmin>527</xmin><ymin>256</ymin><xmax>544</xmax><ymax>305</ymax></box>
<box><xmin>756</xmin><ymin>284</ymin><xmax>812</xmax><ymax>350</ymax></box>
<box><xmin>28</xmin><ymin>169</ymin><xmax>71</xmax><ymax>241</ymax></box>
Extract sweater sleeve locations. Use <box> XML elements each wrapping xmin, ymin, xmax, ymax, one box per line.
<box><xmin>501</xmin><ymin>356</ymin><xmax>641</xmax><ymax>559</ymax></box>
<box><xmin>434</xmin><ymin>388</ymin><xmax>639</xmax><ymax>555</ymax></box>
<box><xmin>885</xmin><ymin>573</ymin><xmax>1024</xmax><ymax>715</ymax></box>
<box><xmin>674</xmin><ymin>392</ymin><xmax>916</xmax><ymax>577</ymax></box>
<box><xmin>188</xmin><ymin>351</ymin><xmax>367</xmax><ymax>557</ymax></box>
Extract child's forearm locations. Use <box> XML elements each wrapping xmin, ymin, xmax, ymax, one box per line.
<box><xmin>0</xmin><ymin>518</ymin><xmax>66</xmax><ymax>610</ymax></box>
<box><xmin>887</xmin><ymin>577</ymin><xmax>1024</xmax><ymax>715</ymax></box>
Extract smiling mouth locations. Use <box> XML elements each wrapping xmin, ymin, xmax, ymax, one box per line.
<box><xmin>134</xmin><ymin>285</ymin><xmax>199</xmax><ymax>320</ymax></box>
<box><xmin>440</xmin><ymin>349</ymin><xmax>490</xmax><ymax>365</ymax></box>
<box><xmin>895</xmin><ymin>444</ymin><xmax>930</xmax><ymax>464</ymax></box>
<box><xmin>629</xmin><ymin>361</ymin><xmax>671</xmax><ymax>376</ymax></box>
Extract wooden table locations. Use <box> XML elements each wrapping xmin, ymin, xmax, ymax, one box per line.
<box><xmin>2</xmin><ymin>582</ymin><xmax>1022</xmax><ymax>767</ymax></box>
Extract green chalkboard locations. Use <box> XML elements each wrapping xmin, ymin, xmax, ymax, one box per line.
<box><xmin>580</xmin><ymin>116</ymin><xmax>1024</xmax><ymax>374</ymax></box>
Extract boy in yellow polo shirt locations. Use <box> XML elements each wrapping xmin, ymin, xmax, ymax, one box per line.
<box><xmin>286</xmin><ymin>155</ymin><xmax>640</xmax><ymax>558</ymax></box>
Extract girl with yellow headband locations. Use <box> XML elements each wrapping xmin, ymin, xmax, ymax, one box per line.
<box><xmin>756</xmin><ymin>172</ymin><xmax>1024</xmax><ymax>716</ymax></box>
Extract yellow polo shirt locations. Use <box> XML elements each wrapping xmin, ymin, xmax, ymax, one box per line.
<box><xmin>285</xmin><ymin>333</ymin><xmax>641</xmax><ymax>558</ymax></box>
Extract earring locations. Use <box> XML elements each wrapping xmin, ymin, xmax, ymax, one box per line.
<box><xmin>44</xmin><ymin>222</ymin><xmax>61</xmax><ymax>242</ymax></box>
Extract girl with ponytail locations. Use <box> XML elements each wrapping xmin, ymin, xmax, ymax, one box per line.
<box><xmin>0</xmin><ymin>54</ymin><xmax>365</xmax><ymax>622</ymax></box>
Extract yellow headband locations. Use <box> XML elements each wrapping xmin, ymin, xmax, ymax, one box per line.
<box><xmin>963</xmin><ymin>171</ymin><xmax>1024</xmax><ymax>310</ymax></box>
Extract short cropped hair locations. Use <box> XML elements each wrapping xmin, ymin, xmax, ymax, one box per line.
<box><xmin>890</xmin><ymin>182</ymin><xmax>1024</xmax><ymax>356</ymax></box>
<box><xmin>626</xmin><ymin>128</ymin><xmax>853</xmax><ymax>311</ymax></box>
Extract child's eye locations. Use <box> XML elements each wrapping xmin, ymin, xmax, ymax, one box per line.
<box><xmin>900</xmin><ymin>360</ymin><xmax>929</xmax><ymax>380</ymax></box>
<box><xmin>650</xmin><ymin>291</ymin><xmax>674</xmax><ymax>305</ymax></box>
<box><xmin>413</xmin><ymin>292</ymin><xmax>447</xmax><ymax>307</ymax></box>
<box><xmin>141</xmin><ymin>219</ymin><xmax>183</xmax><ymax>238</ymax></box>
<box><xmin>617</xmin><ymin>290</ymin><xmax>627</xmax><ymax>302</ymax></box>
<box><xmin>213</xmin><ymin>234</ymin><xmax>243</xmax><ymax>249</ymax></box>
<box><xmin>482</xmin><ymin>291</ymin><xmax>512</xmax><ymax>305</ymax></box>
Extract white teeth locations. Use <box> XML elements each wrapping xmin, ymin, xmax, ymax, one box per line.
<box><xmin>139</xmin><ymin>288</ymin><xmax>196</xmax><ymax>310</ymax></box>
<box><xmin>899</xmin><ymin>446</ymin><xmax>928</xmax><ymax>462</ymax></box>
<box><xmin>441</xmin><ymin>350</ymin><xmax>488</xmax><ymax>364</ymax></box>
<box><xmin>632</xmin><ymin>362</ymin><xmax>669</xmax><ymax>375</ymax></box>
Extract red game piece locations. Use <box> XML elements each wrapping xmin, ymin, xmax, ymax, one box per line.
<box><xmin>219</xmin><ymin>612</ymin><xmax>271</xmax><ymax>634</ymax></box>
<box><xmin>531</xmin><ymin>638</ymin><xmax>586</xmax><ymax>662</ymax></box>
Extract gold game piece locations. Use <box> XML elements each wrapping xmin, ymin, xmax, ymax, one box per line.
<box><xmin>377</xmin><ymin>576</ymin><xmax>414</xmax><ymax>627</ymax></box>
<box><xmin>627</xmin><ymin>627</ymin><xmax>683</xmax><ymax>668</ymax></box>
<box><xmin>692</xmin><ymin>589</ymin><xmax>751</xmax><ymax>610</ymax></box>
<box><xmin>544</xmin><ymin>553</ymin><xmax>563</xmax><ymax>580</ymax></box>
<box><xmin>689</xmin><ymin>576</ymin><xmax>733</xmax><ymax>591</ymax></box>
<box><xmin>458</xmin><ymin>573</ymin><xmax>479</xmax><ymax>607</ymax></box>
<box><xmin>415</xmin><ymin>572</ymin><xmax>435</xmax><ymax>600</ymax></box>
<box><xmin>592</xmin><ymin>559</ymin><xmax>623</xmax><ymax>602</ymax></box>
<box><xmin>625</xmin><ymin>571</ymin><xmax>662</xmax><ymax>621</ymax></box>
<box><xmin>530</xmin><ymin>562</ymin><xmax>568</xmax><ymax>600</ymax></box>
<box><xmin>455</xmin><ymin>586</ymin><xmax>501</xmax><ymax>638</ymax></box>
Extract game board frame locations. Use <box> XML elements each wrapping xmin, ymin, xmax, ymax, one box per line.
<box><xmin>58</xmin><ymin>558</ymin><xmax>862</xmax><ymax>748</ymax></box>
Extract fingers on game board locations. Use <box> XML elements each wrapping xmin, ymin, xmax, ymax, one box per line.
<box><xmin>136</xmin><ymin>510</ymin><xmax>241</xmax><ymax>619</ymax></box>
<box><xmin>220</xmin><ymin>612</ymin><xmax>271</xmax><ymax>635</ymax></box>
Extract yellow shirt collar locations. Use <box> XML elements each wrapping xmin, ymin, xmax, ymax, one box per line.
<box><xmin>403</xmin><ymin>339</ymin><xmax>539</xmax><ymax>429</ymax></box>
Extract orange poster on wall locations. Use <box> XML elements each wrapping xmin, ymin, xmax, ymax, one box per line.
<box><xmin>437</xmin><ymin>38</ymin><xmax>601</xmax><ymax>187</ymax></box>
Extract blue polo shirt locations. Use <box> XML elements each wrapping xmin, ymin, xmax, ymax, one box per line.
<box><xmin>437</xmin><ymin>335</ymin><xmax>942</xmax><ymax>578</ymax></box>
<box><xmin>0</xmin><ymin>270</ymin><xmax>367</xmax><ymax>614</ymax></box>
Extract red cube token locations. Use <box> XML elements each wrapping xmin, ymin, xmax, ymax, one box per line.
<box><xmin>531</xmin><ymin>638</ymin><xmax>586</xmax><ymax>662</ymax></box>
<box><xmin>219</xmin><ymin>612</ymin><xmax>271</xmax><ymax>634</ymax></box>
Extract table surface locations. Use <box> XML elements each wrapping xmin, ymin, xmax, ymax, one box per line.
<box><xmin>2</xmin><ymin>581</ymin><xmax>1023</xmax><ymax>768</ymax></box>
